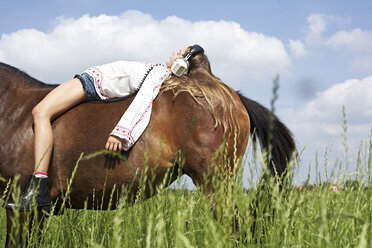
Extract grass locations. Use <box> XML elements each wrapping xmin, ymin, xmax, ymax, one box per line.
<box><xmin>1</xmin><ymin>183</ymin><xmax>372</xmax><ymax>247</ymax></box>
<box><xmin>1</xmin><ymin>133</ymin><xmax>371</xmax><ymax>247</ymax></box>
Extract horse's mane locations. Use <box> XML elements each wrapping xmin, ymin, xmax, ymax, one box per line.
<box><xmin>0</xmin><ymin>62</ymin><xmax>52</xmax><ymax>87</ymax></box>
<box><xmin>161</xmin><ymin>69</ymin><xmax>238</xmax><ymax>134</ymax></box>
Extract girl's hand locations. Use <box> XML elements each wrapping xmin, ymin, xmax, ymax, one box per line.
<box><xmin>105</xmin><ymin>135</ymin><xmax>123</xmax><ymax>151</ymax></box>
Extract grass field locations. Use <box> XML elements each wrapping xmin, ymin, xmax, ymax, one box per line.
<box><xmin>1</xmin><ymin>136</ymin><xmax>371</xmax><ymax>248</ymax></box>
<box><xmin>1</xmin><ymin>181</ymin><xmax>372</xmax><ymax>247</ymax></box>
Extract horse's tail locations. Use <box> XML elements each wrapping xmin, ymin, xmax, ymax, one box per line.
<box><xmin>237</xmin><ymin>92</ymin><xmax>296</xmax><ymax>181</ymax></box>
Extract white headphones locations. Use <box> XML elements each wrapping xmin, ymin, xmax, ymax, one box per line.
<box><xmin>171</xmin><ymin>44</ymin><xmax>204</xmax><ymax>76</ymax></box>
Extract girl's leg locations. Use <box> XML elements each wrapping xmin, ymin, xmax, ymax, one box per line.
<box><xmin>32</xmin><ymin>78</ymin><xmax>85</xmax><ymax>173</ymax></box>
<box><xmin>5</xmin><ymin>78</ymin><xmax>86</xmax><ymax>211</ymax></box>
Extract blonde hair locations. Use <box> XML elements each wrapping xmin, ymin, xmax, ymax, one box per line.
<box><xmin>161</xmin><ymin>47</ymin><xmax>238</xmax><ymax>133</ymax></box>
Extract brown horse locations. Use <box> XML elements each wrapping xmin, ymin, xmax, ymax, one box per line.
<box><xmin>0</xmin><ymin>62</ymin><xmax>295</xmax><ymax>246</ymax></box>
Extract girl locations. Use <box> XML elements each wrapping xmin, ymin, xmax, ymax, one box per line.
<box><xmin>6</xmin><ymin>45</ymin><xmax>205</xmax><ymax>211</ymax></box>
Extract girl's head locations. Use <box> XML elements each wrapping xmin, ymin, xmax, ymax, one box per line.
<box><xmin>166</xmin><ymin>47</ymin><xmax>188</xmax><ymax>69</ymax></box>
<box><xmin>166</xmin><ymin>45</ymin><xmax>212</xmax><ymax>76</ymax></box>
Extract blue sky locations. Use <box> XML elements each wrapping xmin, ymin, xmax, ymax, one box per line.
<box><xmin>1</xmin><ymin>0</ymin><xmax>371</xmax><ymax>185</ymax></box>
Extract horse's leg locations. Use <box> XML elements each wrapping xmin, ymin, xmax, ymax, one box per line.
<box><xmin>5</xmin><ymin>209</ymin><xmax>48</xmax><ymax>248</ymax></box>
<box><xmin>5</xmin><ymin>209</ymin><xmax>24</xmax><ymax>248</ymax></box>
<box><xmin>28</xmin><ymin>210</ymin><xmax>48</xmax><ymax>246</ymax></box>
<box><xmin>185</xmin><ymin>160</ymin><xmax>240</xmax><ymax>235</ymax></box>
<box><xmin>5</xmin><ymin>209</ymin><xmax>12</xmax><ymax>248</ymax></box>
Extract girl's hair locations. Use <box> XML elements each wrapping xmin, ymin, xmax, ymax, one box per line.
<box><xmin>161</xmin><ymin>46</ymin><xmax>238</xmax><ymax>133</ymax></box>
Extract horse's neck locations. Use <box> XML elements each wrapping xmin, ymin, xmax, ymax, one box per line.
<box><xmin>0</xmin><ymin>63</ymin><xmax>55</xmax><ymax>118</ymax></box>
<box><xmin>0</xmin><ymin>63</ymin><xmax>54</xmax><ymax>95</ymax></box>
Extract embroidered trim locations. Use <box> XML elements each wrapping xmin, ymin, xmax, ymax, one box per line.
<box><xmin>111</xmin><ymin>128</ymin><xmax>135</xmax><ymax>144</ymax></box>
<box><xmin>85</xmin><ymin>67</ymin><xmax>108</xmax><ymax>99</ymax></box>
<box><xmin>127</xmin><ymin>71</ymin><xmax>168</xmax><ymax>135</ymax></box>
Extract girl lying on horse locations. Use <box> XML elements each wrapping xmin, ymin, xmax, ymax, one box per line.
<box><xmin>5</xmin><ymin>45</ymin><xmax>206</xmax><ymax>211</ymax></box>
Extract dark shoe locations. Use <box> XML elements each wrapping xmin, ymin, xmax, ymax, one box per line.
<box><xmin>4</xmin><ymin>175</ymin><xmax>51</xmax><ymax>212</ymax></box>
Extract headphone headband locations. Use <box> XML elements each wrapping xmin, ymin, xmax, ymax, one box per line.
<box><xmin>186</xmin><ymin>44</ymin><xmax>204</xmax><ymax>59</ymax></box>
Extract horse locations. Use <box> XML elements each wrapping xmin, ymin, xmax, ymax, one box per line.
<box><xmin>0</xmin><ymin>62</ymin><xmax>295</xmax><ymax>246</ymax></box>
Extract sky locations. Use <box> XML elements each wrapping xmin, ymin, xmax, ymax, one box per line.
<box><xmin>1</xmin><ymin>0</ymin><xmax>371</xmax><ymax>186</ymax></box>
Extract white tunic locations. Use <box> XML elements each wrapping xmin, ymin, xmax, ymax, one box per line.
<box><xmin>82</xmin><ymin>61</ymin><xmax>171</xmax><ymax>150</ymax></box>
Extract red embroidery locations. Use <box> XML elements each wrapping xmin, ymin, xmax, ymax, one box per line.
<box><xmin>129</xmin><ymin>71</ymin><xmax>167</xmax><ymax>133</ymax></box>
<box><xmin>142</xmin><ymin>62</ymin><xmax>154</xmax><ymax>67</ymax></box>
<box><xmin>112</xmin><ymin>130</ymin><xmax>135</xmax><ymax>144</ymax></box>
<box><xmin>116</xmin><ymin>125</ymin><xmax>131</xmax><ymax>131</ymax></box>
<box><xmin>85</xmin><ymin>67</ymin><xmax>107</xmax><ymax>99</ymax></box>
<box><xmin>112</xmin><ymin>125</ymin><xmax>135</xmax><ymax>143</ymax></box>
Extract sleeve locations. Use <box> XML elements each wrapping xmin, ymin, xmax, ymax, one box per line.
<box><xmin>109</xmin><ymin>65</ymin><xmax>170</xmax><ymax>150</ymax></box>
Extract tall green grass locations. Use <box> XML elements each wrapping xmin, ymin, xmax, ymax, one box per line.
<box><xmin>1</xmin><ymin>126</ymin><xmax>371</xmax><ymax>247</ymax></box>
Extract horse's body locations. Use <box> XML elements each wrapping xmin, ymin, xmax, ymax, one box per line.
<box><xmin>0</xmin><ymin>62</ymin><xmax>295</xmax><ymax>245</ymax></box>
<box><xmin>0</xmin><ymin>62</ymin><xmax>251</xmax><ymax>209</ymax></box>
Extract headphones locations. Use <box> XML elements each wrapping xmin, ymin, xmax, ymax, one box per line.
<box><xmin>171</xmin><ymin>44</ymin><xmax>204</xmax><ymax>76</ymax></box>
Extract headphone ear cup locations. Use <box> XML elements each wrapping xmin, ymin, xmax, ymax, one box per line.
<box><xmin>171</xmin><ymin>58</ymin><xmax>189</xmax><ymax>76</ymax></box>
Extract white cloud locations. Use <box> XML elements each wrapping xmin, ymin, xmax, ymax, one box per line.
<box><xmin>300</xmin><ymin>13</ymin><xmax>372</xmax><ymax>72</ymax></box>
<box><xmin>0</xmin><ymin>10</ymin><xmax>290</xmax><ymax>84</ymax></box>
<box><xmin>283</xmin><ymin>75</ymin><xmax>372</xmax><ymax>153</ymax></box>
<box><xmin>281</xmin><ymin>75</ymin><xmax>372</xmax><ymax>177</ymax></box>
<box><xmin>325</xmin><ymin>28</ymin><xmax>372</xmax><ymax>71</ymax></box>
<box><xmin>0</xmin><ymin>50</ymin><xmax>4</xmax><ymax>61</ymax></box>
<box><xmin>326</xmin><ymin>28</ymin><xmax>372</xmax><ymax>52</ymax></box>
<box><xmin>288</xmin><ymin>39</ymin><xmax>307</xmax><ymax>58</ymax></box>
<box><xmin>308</xmin><ymin>14</ymin><xmax>328</xmax><ymax>35</ymax></box>
<box><xmin>326</xmin><ymin>29</ymin><xmax>372</xmax><ymax>72</ymax></box>
<box><xmin>301</xmin><ymin>75</ymin><xmax>372</xmax><ymax>124</ymax></box>
<box><xmin>305</xmin><ymin>13</ymin><xmax>352</xmax><ymax>46</ymax></box>
<box><xmin>306</xmin><ymin>14</ymin><xmax>328</xmax><ymax>45</ymax></box>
